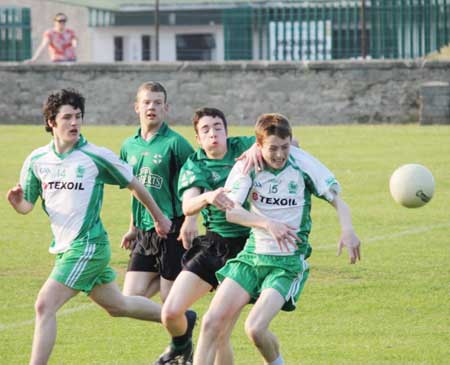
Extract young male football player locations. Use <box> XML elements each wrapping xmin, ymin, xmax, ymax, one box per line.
<box><xmin>194</xmin><ymin>113</ymin><xmax>361</xmax><ymax>365</ymax></box>
<box><xmin>120</xmin><ymin>81</ymin><xmax>196</xmax><ymax>299</ymax></box>
<box><xmin>156</xmin><ymin>107</ymin><xmax>256</xmax><ymax>365</ymax></box>
<box><xmin>6</xmin><ymin>88</ymin><xmax>172</xmax><ymax>365</ymax></box>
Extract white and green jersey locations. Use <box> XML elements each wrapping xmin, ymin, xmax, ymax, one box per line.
<box><xmin>225</xmin><ymin>147</ymin><xmax>340</xmax><ymax>256</ymax></box>
<box><xmin>20</xmin><ymin>135</ymin><xmax>133</xmax><ymax>254</ymax></box>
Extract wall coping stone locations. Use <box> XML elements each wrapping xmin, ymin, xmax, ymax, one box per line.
<box><xmin>2</xmin><ymin>59</ymin><xmax>450</xmax><ymax>73</ymax></box>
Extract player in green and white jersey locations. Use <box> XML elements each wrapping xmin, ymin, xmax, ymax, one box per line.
<box><xmin>194</xmin><ymin>113</ymin><xmax>361</xmax><ymax>365</ymax></box>
<box><xmin>7</xmin><ymin>89</ymin><xmax>172</xmax><ymax>365</ymax></box>
<box><xmin>120</xmin><ymin>82</ymin><xmax>195</xmax><ymax>302</ymax></box>
<box><xmin>157</xmin><ymin>107</ymin><xmax>258</xmax><ymax>365</ymax></box>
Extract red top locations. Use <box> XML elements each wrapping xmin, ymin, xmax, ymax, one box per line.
<box><xmin>44</xmin><ymin>28</ymin><xmax>77</xmax><ymax>62</ymax></box>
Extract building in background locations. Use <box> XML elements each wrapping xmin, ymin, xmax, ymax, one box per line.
<box><xmin>1</xmin><ymin>0</ymin><xmax>450</xmax><ymax>62</ymax></box>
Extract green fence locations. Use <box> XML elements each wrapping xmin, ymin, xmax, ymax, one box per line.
<box><xmin>0</xmin><ymin>7</ymin><xmax>31</xmax><ymax>61</ymax></box>
<box><xmin>224</xmin><ymin>0</ymin><xmax>450</xmax><ymax>60</ymax></box>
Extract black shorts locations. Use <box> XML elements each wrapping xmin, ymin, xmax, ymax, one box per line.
<box><xmin>127</xmin><ymin>216</ymin><xmax>186</xmax><ymax>281</ymax></box>
<box><xmin>182</xmin><ymin>230</ymin><xmax>248</xmax><ymax>289</ymax></box>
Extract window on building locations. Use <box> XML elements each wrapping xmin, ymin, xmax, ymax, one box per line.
<box><xmin>142</xmin><ymin>35</ymin><xmax>151</xmax><ymax>61</ymax></box>
<box><xmin>114</xmin><ymin>36</ymin><xmax>123</xmax><ymax>61</ymax></box>
<box><xmin>176</xmin><ymin>34</ymin><xmax>215</xmax><ymax>61</ymax></box>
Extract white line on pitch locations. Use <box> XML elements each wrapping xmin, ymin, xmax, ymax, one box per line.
<box><xmin>314</xmin><ymin>222</ymin><xmax>450</xmax><ymax>250</ymax></box>
<box><xmin>0</xmin><ymin>303</ymin><xmax>94</xmax><ymax>331</ymax></box>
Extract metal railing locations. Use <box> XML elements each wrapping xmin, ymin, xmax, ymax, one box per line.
<box><xmin>224</xmin><ymin>0</ymin><xmax>450</xmax><ymax>60</ymax></box>
<box><xmin>0</xmin><ymin>7</ymin><xmax>31</xmax><ymax>61</ymax></box>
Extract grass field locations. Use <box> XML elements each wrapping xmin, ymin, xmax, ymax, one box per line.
<box><xmin>0</xmin><ymin>124</ymin><xmax>449</xmax><ymax>365</ymax></box>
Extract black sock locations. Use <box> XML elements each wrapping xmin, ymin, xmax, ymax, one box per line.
<box><xmin>172</xmin><ymin>334</ymin><xmax>191</xmax><ymax>350</ymax></box>
<box><xmin>171</xmin><ymin>311</ymin><xmax>195</xmax><ymax>350</ymax></box>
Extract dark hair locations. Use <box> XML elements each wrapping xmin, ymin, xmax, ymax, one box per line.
<box><xmin>136</xmin><ymin>81</ymin><xmax>167</xmax><ymax>103</ymax></box>
<box><xmin>43</xmin><ymin>88</ymin><xmax>85</xmax><ymax>132</ymax></box>
<box><xmin>255</xmin><ymin>113</ymin><xmax>292</xmax><ymax>144</ymax></box>
<box><xmin>192</xmin><ymin>107</ymin><xmax>227</xmax><ymax>133</ymax></box>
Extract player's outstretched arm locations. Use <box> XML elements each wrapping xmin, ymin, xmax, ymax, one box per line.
<box><xmin>226</xmin><ymin>204</ymin><xmax>299</xmax><ymax>252</ymax></box>
<box><xmin>127</xmin><ymin>177</ymin><xmax>171</xmax><ymax>238</ymax></box>
<box><xmin>182</xmin><ymin>186</ymin><xmax>234</xmax><ymax>216</ymax></box>
<box><xmin>330</xmin><ymin>194</ymin><xmax>361</xmax><ymax>264</ymax></box>
<box><xmin>6</xmin><ymin>184</ymin><xmax>34</xmax><ymax>214</ymax></box>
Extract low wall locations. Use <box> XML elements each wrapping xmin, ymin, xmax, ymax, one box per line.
<box><xmin>1</xmin><ymin>60</ymin><xmax>449</xmax><ymax>125</ymax></box>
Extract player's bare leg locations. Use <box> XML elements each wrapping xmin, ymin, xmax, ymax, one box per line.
<box><xmin>89</xmin><ymin>281</ymin><xmax>161</xmax><ymax>321</ymax></box>
<box><xmin>122</xmin><ymin>271</ymin><xmax>160</xmax><ymax>298</ymax></box>
<box><xmin>155</xmin><ymin>271</ymin><xmax>209</xmax><ymax>364</ymax></box>
<box><xmin>159</xmin><ymin>276</ymin><xmax>175</xmax><ymax>302</ymax></box>
<box><xmin>244</xmin><ymin>288</ymin><xmax>285</xmax><ymax>364</ymax></box>
<box><xmin>213</xmin><ymin>310</ymin><xmax>240</xmax><ymax>365</ymax></box>
<box><xmin>162</xmin><ymin>271</ymin><xmax>210</xmax><ymax>335</ymax></box>
<box><xmin>30</xmin><ymin>278</ymin><xmax>78</xmax><ymax>365</ymax></box>
<box><xmin>194</xmin><ymin>279</ymin><xmax>250</xmax><ymax>365</ymax></box>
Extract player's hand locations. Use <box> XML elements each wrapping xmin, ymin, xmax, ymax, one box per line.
<box><xmin>206</xmin><ymin>188</ymin><xmax>234</xmax><ymax>211</ymax></box>
<box><xmin>235</xmin><ymin>143</ymin><xmax>264</xmax><ymax>174</ymax></box>
<box><xmin>7</xmin><ymin>184</ymin><xmax>24</xmax><ymax>208</ymax></box>
<box><xmin>120</xmin><ymin>229</ymin><xmax>137</xmax><ymax>250</ymax></box>
<box><xmin>337</xmin><ymin>229</ymin><xmax>361</xmax><ymax>264</ymax></box>
<box><xmin>265</xmin><ymin>220</ymin><xmax>300</xmax><ymax>252</ymax></box>
<box><xmin>154</xmin><ymin>215</ymin><xmax>171</xmax><ymax>239</ymax></box>
<box><xmin>177</xmin><ymin>216</ymin><xmax>198</xmax><ymax>249</ymax></box>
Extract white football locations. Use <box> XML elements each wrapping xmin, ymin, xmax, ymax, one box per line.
<box><xmin>389</xmin><ymin>164</ymin><xmax>435</xmax><ymax>208</ymax></box>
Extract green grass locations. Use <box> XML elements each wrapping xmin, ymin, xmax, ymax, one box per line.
<box><xmin>1</xmin><ymin>125</ymin><xmax>449</xmax><ymax>365</ymax></box>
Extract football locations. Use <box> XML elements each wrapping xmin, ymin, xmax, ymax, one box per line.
<box><xmin>389</xmin><ymin>164</ymin><xmax>435</xmax><ymax>208</ymax></box>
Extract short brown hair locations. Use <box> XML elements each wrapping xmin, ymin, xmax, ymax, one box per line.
<box><xmin>192</xmin><ymin>107</ymin><xmax>227</xmax><ymax>134</ymax></box>
<box><xmin>254</xmin><ymin>113</ymin><xmax>292</xmax><ymax>144</ymax></box>
<box><xmin>136</xmin><ymin>81</ymin><xmax>167</xmax><ymax>103</ymax></box>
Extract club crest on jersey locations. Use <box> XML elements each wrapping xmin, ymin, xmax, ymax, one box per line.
<box><xmin>288</xmin><ymin>181</ymin><xmax>298</xmax><ymax>194</ymax></box>
<box><xmin>152</xmin><ymin>154</ymin><xmax>163</xmax><ymax>164</ymax></box>
<box><xmin>76</xmin><ymin>165</ymin><xmax>85</xmax><ymax>178</ymax></box>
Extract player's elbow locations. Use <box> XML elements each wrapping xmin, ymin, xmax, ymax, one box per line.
<box><xmin>182</xmin><ymin>202</ymin><xmax>194</xmax><ymax>217</ymax></box>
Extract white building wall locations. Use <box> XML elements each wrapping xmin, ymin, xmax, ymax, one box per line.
<box><xmin>90</xmin><ymin>24</ymin><xmax>224</xmax><ymax>62</ymax></box>
<box><xmin>91</xmin><ymin>26</ymin><xmax>152</xmax><ymax>62</ymax></box>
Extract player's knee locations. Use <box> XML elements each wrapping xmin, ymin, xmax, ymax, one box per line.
<box><xmin>244</xmin><ymin>320</ymin><xmax>265</xmax><ymax>344</ymax></box>
<box><xmin>201</xmin><ymin>310</ymin><xmax>226</xmax><ymax>337</ymax></box>
<box><xmin>34</xmin><ymin>297</ymin><xmax>54</xmax><ymax>317</ymax></box>
<box><xmin>161</xmin><ymin>304</ymin><xmax>183</xmax><ymax>326</ymax></box>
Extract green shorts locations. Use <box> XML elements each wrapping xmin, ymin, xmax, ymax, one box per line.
<box><xmin>50</xmin><ymin>238</ymin><xmax>116</xmax><ymax>294</ymax></box>
<box><xmin>216</xmin><ymin>251</ymin><xmax>309</xmax><ymax>311</ymax></box>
